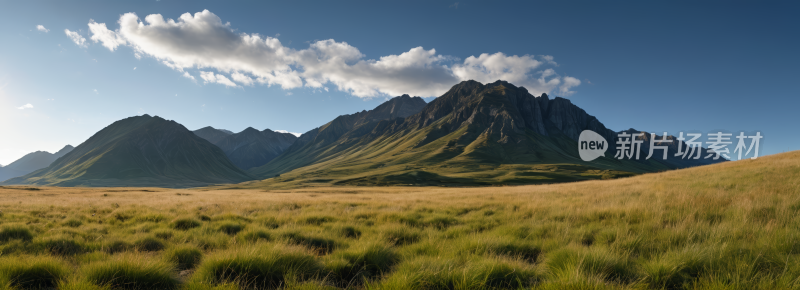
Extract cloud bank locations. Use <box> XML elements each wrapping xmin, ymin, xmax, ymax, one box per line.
<box><xmin>84</xmin><ymin>10</ymin><xmax>580</xmax><ymax>97</ymax></box>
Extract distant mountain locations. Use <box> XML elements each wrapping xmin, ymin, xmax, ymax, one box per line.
<box><xmin>213</xmin><ymin>128</ymin><xmax>298</xmax><ymax>170</ymax></box>
<box><xmin>250</xmin><ymin>94</ymin><xmax>427</xmax><ymax>177</ymax></box>
<box><xmin>193</xmin><ymin>126</ymin><xmax>233</xmax><ymax>144</ymax></box>
<box><xmin>247</xmin><ymin>81</ymin><xmax>721</xmax><ymax>187</ymax></box>
<box><xmin>2</xmin><ymin>115</ymin><xmax>253</xmax><ymax>187</ymax></box>
<box><xmin>0</xmin><ymin>145</ymin><xmax>74</xmax><ymax>182</ymax></box>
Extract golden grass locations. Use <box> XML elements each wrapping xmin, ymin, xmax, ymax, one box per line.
<box><xmin>0</xmin><ymin>151</ymin><xmax>798</xmax><ymax>289</ymax></box>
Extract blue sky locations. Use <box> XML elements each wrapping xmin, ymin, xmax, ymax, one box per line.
<box><xmin>0</xmin><ymin>0</ymin><xmax>798</xmax><ymax>165</ymax></box>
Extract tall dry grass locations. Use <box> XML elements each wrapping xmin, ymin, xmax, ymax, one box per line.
<box><xmin>0</xmin><ymin>151</ymin><xmax>797</xmax><ymax>289</ymax></box>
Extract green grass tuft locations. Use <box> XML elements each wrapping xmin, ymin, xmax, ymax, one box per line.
<box><xmin>165</xmin><ymin>245</ymin><xmax>203</xmax><ymax>270</ymax></box>
<box><xmin>325</xmin><ymin>242</ymin><xmax>399</xmax><ymax>286</ymax></box>
<box><xmin>280</xmin><ymin>232</ymin><xmax>338</xmax><ymax>254</ymax></box>
<box><xmin>217</xmin><ymin>222</ymin><xmax>244</xmax><ymax>235</ymax></box>
<box><xmin>38</xmin><ymin>236</ymin><xmax>86</xmax><ymax>256</ymax></box>
<box><xmin>191</xmin><ymin>244</ymin><xmax>321</xmax><ymax>288</ymax></box>
<box><xmin>0</xmin><ymin>224</ymin><xmax>34</xmax><ymax>242</ymax></box>
<box><xmin>380</xmin><ymin>224</ymin><xmax>421</xmax><ymax>246</ymax></box>
<box><xmin>134</xmin><ymin>236</ymin><xmax>165</xmax><ymax>252</ymax></box>
<box><xmin>238</xmin><ymin>228</ymin><xmax>272</xmax><ymax>242</ymax></box>
<box><xmin>82</xmin><ymin>253</ymin><xmax>180</xmax><ymax>290</ymax></box>
<box><xmin>301</xmin><ymin>215</ymin><xmax>336</xmax><ymax>225</ymax></box>
<box><xmin>104</xmin><ymin>240</ymin><xmax>133</xmax><ymax>254</ymax></box>
<box><xmin>63</xmin><ymin>218</ymin><xmax>83</xmax><ymax>228</ymax></box>
<box><xmin>172</xmin><ymin>217</ymin><xmax>202</xmax><ymax>230</ymax></box>
<box><xmin>546</xmin><ymin>246</ymin><xmax>638</xmax><ymax>283</ymax></box>
<box><xmin>0</xmin><ymin>255</ymin><xmax>70</xmax><ymax>289</ymax></box>
<box><xmin>334</xmin><ymin>225</ymin><xmax>361</xmax><ymax>239</ymax></box>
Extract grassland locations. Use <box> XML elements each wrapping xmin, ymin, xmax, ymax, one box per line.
<box><xmin>0</xmin><ymin>151</ymin><xmax>798</xmax><ymax>289</ymax></box>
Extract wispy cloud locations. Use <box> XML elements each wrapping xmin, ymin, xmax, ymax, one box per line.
<box><xmin>36</xmin><ymin>25</ymin><xmax>49</xmax><ymax>33</ymax></box>
<box><xmin>64</xmin><ymin>29</ymin><xmax>86</xmax><ymax>47</ymax></box>
<box><xmin>182</xmin><ymin>72</ymin><xmax>196</xmax><ymax>81</ymax></box>
<box><xmin>85</xmin><ymin>10</ymin><xmax>580</xmax><ymax>97</ymax></box>
<box><xmin>449</xmin><ymin>2</ymin><xmax>460</xmax><ymax>9</ymax></box>
<box><xmin>16</xmin><ymin>103</ymin><xmax>33</xmax><ymax>110</ymax></box>
<box><xmin>200</xmin><ymin>71</ymin><xmax>237</xmax><ymax>87</ymax></box>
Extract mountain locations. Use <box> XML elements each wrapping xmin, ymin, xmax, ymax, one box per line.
<box><xmin>0</xmin><ymin>145</ymin><xmax>74</xmax><ymax>182</ymax></box>
<box><xmin>249</xmin><ymin>94</ymin><xmax>427</xmax><ymax>177</ymax></box>
<box><xmin>193</xmin><ymin>126</ymin><xmax>233</xmax><ymax>144</ymax></box>
<box><xmin>1</xmin><ymin>115</ymin><xmax>253</xmax><ymax>187</ymax></box>
<box><xmin>213</xmin><ymin>128</ymin><xmax>298</xmax><ymax>170</ymax></box>
<box><xmin>246</xmin><ymin>80</ymin><xmax>722</xmax><ymax>188</ymax></box>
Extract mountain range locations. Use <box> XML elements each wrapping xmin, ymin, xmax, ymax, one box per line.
<box><xmin>2</xmin><ymin>115</ymin><xmax>252</xmax><ymax>187</ymax></box>
<box><xmin>0</xmin><ymin>145</ymin><xmax>74</xmax><ymax>182</ymax></box>
<box><xmin>244</xmin><ymin>80</ymin><xmax>721</xmax><ymax>187</ymax></box>
<box><xmin>195</xmin><ymin>127</ymin><xmax>297</xmax><ymax>170</ymax></box>
<box><xmin>2</xmin><ymin>80</ymin><xmax>722</xmax><ymax>188</ymax></box>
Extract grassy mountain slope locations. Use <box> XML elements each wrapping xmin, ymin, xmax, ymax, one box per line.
<box><xmin>249</xmin><ymin>94</ymin><xmax>427</xmax><ymax>178</ymax></box>
<box><xmin>245</xmin><ymin>81</ymin><xmax>707</xmax><ymax>188</ymax></box>
<box><xmin>1</xmin><ymin>115</ymin><xmax>253</xmax><ymax>187</ymax></box>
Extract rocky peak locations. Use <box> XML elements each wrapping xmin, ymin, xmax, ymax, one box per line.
<box><xmin>401</xmin><ymin>80</ymin><xmax>616</xmax><ymax>144</ymax></box>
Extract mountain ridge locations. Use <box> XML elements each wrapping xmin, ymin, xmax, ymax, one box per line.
<box><xmin>244</xmin><ymin>80</ymin><xmax>722</xmax><ymax>188</ymax></box>
<box><xmin>212</xmin><ymin>127</ymin><xmax>298</xmax><ymax>170</ymax></box>
<box><xmin>0</xmin><ymin>145</ymin><xmax>74</xmax><ymax>182</ymax></box>
<box><xmin>2</xmin><ymin>115</ymin><xmax>253</xmax><ymax>187</ymax></box>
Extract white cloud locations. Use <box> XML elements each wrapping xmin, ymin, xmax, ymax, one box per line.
<box><xmin>540</xmin><ymin>55</ymin><xmax>557</xmax><ymax>66</ymax></box>
<box><xmin>231</xmin><ymin>72</ymin><xmax>254</xmax><ymax>86</ymax></box>
<box><xmin>275</xmin><ymin>130</ymin><xmax>301</xmax><ymax>137</ymax></box>
<box><xmin>558</xmin><ymin>76</ymin><xmax>581</xmax><ymax>96</ymax></box>
<box><xmin>36</xmin><ymin>25</ymin><xmax>49</xmax><ymax>33</ymax></box>
<box><xmin>200</xmin><ymin>71</ymin><xmax>237</xmax><ymax>87</ymax></box>
<box><xmin>85</xmin><ymin>10</ymin><xmax>581</xmax><ymax>97</ymax></box>
<box><xmin>296</xmin><ymin>43</ymin><xmax>458</xmax><ymax>97</ymax></box>
<box><xmin>16</xmin><ymin>103</ymin><xmax>33</xmax><ymax>110</ymax></box>
<box><xmin>88</xmin><ymin>20</ymin><xmax>127</xmax><ymax>51</ymax></box>
<box><xmin>182</xmin><ymin>72</ymin><xmax>196</xmax><ymax>81</ymax></box>
<box><xmin>64</xmin><ymin>29</ymin><xmax>86</xmax><ymax>48</ymax></box>
<box><xmin>93</xmin><ymin>89</ymin><xmax>98</xmax><ymax>94</ymax></box>
<box><xmin>133</xmin><ymin>67</ymin><xmax>137</xmax><ymax>70</ymax></box>
<box><xmin>452</xmin><ymin>52</ymin><xmax>564</xmax><ymax>96</ymax></box>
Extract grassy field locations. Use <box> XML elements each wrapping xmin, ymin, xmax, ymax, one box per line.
<box><xmin>0</xmin><ymin>151</ymin><xmax>798</xmax><ymax>289</ymax></box>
